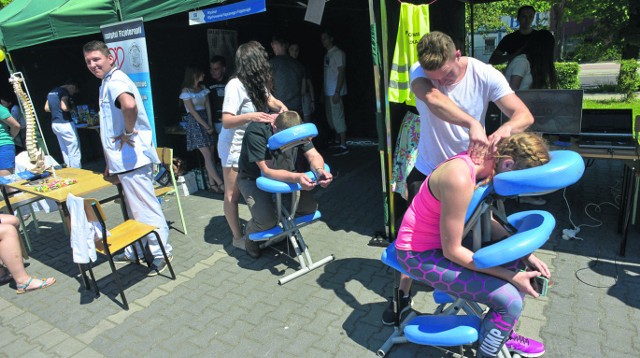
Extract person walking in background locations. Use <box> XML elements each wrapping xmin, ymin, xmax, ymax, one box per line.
<box><xmin>270</xmin><ymin>35</ymin><xmax>305</xmax><ymax>114</ymax></box>
<box><xmin>288</xmin><ymin>42</ymin><xmax>315</xmax><ymax>123</ymax></box>
<box><xmin>206</xmin><ymin>55</ymin><xmax>229</xmax><ymax>164</ymax></box>
<box><xmin>83</xmin><ymin>40</ymin><xmax>173</xmax><ymax>276</ymax></box>
<box><xmin>320</xmin><ymin>29</ymin><xmax>349</xmax><ymax>156</ymax></box>
<box><xmin>179</xmin><ymin>65</ymin><xmax>225</xmax><ymax>194</ymax></box>
<box><xmin>44</xmin><ymin>81</ymin><xmax>81</xmax><ymax>168</ymax></box>
<box><xmin>0</xmin><ymin>214</ymin><xmax>56</xmax><ymax>293</ymax></box>
<box><xmin>489</xmin><ymin>5</ymin><xmax>538</xmax><ymax>66</ymax></box>
<box><xmin>220</xmin><ymin>41</ymin><xmax>287</xmax><ymax>251</ymax></box>
<box><xmin>504</xmin><ymin>30</ymin><xmax>558</xmax><ymax>91</ymax></box>
<box><xmin>1</xmin><ymin>94</ymin><xmax>25</xmax><ymax>153</ymax></box>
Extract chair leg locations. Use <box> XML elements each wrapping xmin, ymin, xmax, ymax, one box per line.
<box><xmin>153</xmin><ymin>231</ymin><xmax>175</xmax><ymax>279</ymax></box>
<box><xmin>79</xmin><ymin>263</ymin><xmax>100</xmax><ymax>298</ymax></box>
<box><xmin>16</xmin><ymin>211</ymin><xmax>32</xmax><ymax>252</ymax></box>
<box><xmin>106</xmin><ymin>254</ymin><xmax>129</xmax><ymax>310</ymax></box>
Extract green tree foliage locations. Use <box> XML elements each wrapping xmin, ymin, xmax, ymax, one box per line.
<box><xmin>468</xmin><ymin>0</ymin><xmax>638</xmax><ymax>61</ymax></box>
<box><xmin>0</xmin><ymin>0</ymin><xmax>11</xmax><ymax>9</ymax></box>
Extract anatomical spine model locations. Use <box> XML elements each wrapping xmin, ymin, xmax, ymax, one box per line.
<box><xmin>9</xmin><ymin>73</ymin><xmax>47</xmax><ymax>174</ymax></box>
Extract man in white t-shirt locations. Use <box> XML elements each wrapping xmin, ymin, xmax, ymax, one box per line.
<box><xmin>384</xmin><ymin>31</ymin><xmax>543</xmax><ymax>358</ymax></box>
<box><xmin>321</xmin><ymin>29</ymin><xmax>349</xmax><ymax>156</ymax></box>
<box><xmin>83</xmin><ymin>40</ymin><xmax>173</xmax><ymax>277</ymax></box>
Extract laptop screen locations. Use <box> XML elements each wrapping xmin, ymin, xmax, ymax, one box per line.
<box><xmin>504</xmin><ymin>90</ymin><xmax>584</xmax><ymax>136</ymax></box>
<box><xmin>580</xmin><ymin>109</ymin><xmax>633</xmax><ymax>137</ymax></box>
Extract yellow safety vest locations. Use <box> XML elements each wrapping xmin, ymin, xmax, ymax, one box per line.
<box><xmin>388</xmin><ymin>3</ymin><xmax>430</xmax><ymax>107</ymax></box>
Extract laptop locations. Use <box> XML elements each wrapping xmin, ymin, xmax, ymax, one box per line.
<box><xmin>578</xmin><ymin>109</ymin><xmax>637</xmax><ymax>150</ymax></box>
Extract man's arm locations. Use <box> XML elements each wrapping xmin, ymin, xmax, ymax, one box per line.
<box><xmin>411</xmin><ymin>77</ymin><xmax>488</xmax><ymax>160</ymax></box>
<box><xmin>303</xmin><ymin>148</ymin><xmax>333</xmax><ymax>187</ymax></box>
<box><xmin>111</xmin><ymin>92</ymin><xmax>138</xmax><ymax>149</ymax></box>
<box><xmin>332</xmin><ymin>65</ymin><xmax>345</xmax><ymax>104</ymax></box>
<box><xmin>488</xmin><ymin>49</ymin><xmax>519</xmax><ymax>66</ymax></box>
<box><xmin>488</xmin><ymin>93</ymin><xmax>534</xmax><ymax>149</ymax></box>
<box><xmin>44</xmin><ymin>100</ymin><xmax>50</xmax><ymax>113</ymax></box>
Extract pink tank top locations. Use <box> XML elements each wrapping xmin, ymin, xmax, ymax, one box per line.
<box><xmin>395</xmin><ymin>152</ymin><xmax>476</xmax><ymax>252</ymax></box>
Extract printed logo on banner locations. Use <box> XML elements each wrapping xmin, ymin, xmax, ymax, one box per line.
<box><xmin>129</xmin><ymin>45</ymin><xmax>142</xmax><ymax>69</ymax></box>
<box><xmin>110</xmin><ymin>46</ymin><xmax>125</xmax><ymax>69</ymax></box>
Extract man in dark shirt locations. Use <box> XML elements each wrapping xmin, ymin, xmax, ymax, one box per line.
<box><xmin>237</xmin><ymin>111</ymin><xmax>332</xmax><ymax>258</ymax></box>
<box><xmin>206</xmin><ymin>55</ymin><xmax>228</xmax><ymax>165</ymax></box>
<box><xmin>270</xmin><ymin>36</ymin><xmax>305</xmax><ymax>114</ymax></box>
<box><xmin>489</xmin><ymin>6</ymin><xmax>537</xmax><ymax>65</ymax></box>
<box><xmin>44</xmin><ymin>81</ymin><xmax>81</xmax><ymax>168</ymax></box>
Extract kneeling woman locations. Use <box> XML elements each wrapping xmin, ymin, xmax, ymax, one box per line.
<box><xmin>396</xmin><ymin>133</ymin><xmax>551</xmax><ymax>358</ymax></box>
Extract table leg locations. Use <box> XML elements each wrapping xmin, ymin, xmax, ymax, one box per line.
<box><xmin>116</xmin><ymin>184</ymin><xmax>129</xmax><ymax>220</ymax></box>
<box><xmin>619</xmin><ymin>163</ymin><xmax>638</xmax><ymax>256</ymax></box>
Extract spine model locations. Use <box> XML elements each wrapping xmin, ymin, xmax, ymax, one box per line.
<box><xmin>9</xmin><ymin>73</ymin><xmax>46</xmax><ymax>174</ymax></box>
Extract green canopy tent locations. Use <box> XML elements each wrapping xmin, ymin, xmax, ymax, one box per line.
<box><xmin>0</xmin><ymin>0</ymin><xmax>226</xmax><ymax>54</ymax></box>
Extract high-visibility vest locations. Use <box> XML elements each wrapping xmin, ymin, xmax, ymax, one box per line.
<box><xmin>388</xmin><ymin>3</ymin><xmax>430</xmax><ymax>107</ymax></box>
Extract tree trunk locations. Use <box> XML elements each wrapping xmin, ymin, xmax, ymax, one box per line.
<box><xmin>551</xmin><ymin>1</ymin><xmax>566</xmax><ymax>61</ymax></box>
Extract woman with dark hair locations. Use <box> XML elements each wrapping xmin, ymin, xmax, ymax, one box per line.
<box><xmin>504</xmin><ymin>30</ymin><xmax>558</xmax><ymax>91</ymax></box>
<box><xmin>179</xmin><ymin>65</ymin><xmax>224</xmax><ymax>193</ymax></box>
<box><xmin>220</xmin><ymin>41</ymin><xmax>287</xmax><ymax>250</ymax></box>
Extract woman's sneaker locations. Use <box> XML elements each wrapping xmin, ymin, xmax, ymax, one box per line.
<box><xmin>381</xmin><ymin>290</ymin><xmax>413</xmax><ymax>325</ymax></box>
<box><xmin>505</xmin><ymin>332</ymin><xmax>545</xmax><ymax>357</ymax></box>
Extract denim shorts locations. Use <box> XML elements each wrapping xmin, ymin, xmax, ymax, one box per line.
<box><xmin>0</xmin><ymin>144</ymin><xmax>15</xmax><ymax>170</ymax></box>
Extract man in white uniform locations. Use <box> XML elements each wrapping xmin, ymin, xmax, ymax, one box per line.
<box><xmin>384</xmin><ymin>31</ymin><xmax>543</xmax><ymax>358</ymax></box>
<box><xmin>321</xmin><ymin>29</ymin><xmax>349</xmax><ymax>156</ymax></box>
<box><xmin>82</xmin><ymin>40</ymin><xmax>173</xmax><ymax>276</ymax></box>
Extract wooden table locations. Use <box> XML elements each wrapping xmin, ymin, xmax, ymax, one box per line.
<box><xmin>2</xmin><ymin>167</ymin><xmax>127</xmax><ymax>229</ymax></box>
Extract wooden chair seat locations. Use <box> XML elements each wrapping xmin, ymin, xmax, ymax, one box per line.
<box><xmin>94</xmin><ymin>220</ymin><xmax>158</xmax><ymax>255</ymax></box>
<box><xmin>154</xmin><ymin>186</ymin><xmax>174</xmax><ymax>198</ymax></box>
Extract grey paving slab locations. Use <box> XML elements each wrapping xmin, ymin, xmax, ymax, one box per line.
<box><xmin>1</xmin><ymin>146</ymin><xmax>639</xmax><ymax>357</ymax></box>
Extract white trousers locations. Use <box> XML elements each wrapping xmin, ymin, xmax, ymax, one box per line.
<box><xmin>118</xmin><ymin>164</ymin><xmax>172</xmax><ymax>259</ymax></box>
<box><xmin>51</xmin><ymin>120</ymin><xmax>81</xmax><ymax>168</ymax></box>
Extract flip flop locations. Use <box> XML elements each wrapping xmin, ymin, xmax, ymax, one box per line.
<box><xmin>368</xmin><ymin>232</ymin><xmax>390</xmax><ymax>247</ymax></box>
<box><xmin>16</xmin><ymin>277</ymin><xmax>56</xmax><ymax>294</ymax></box>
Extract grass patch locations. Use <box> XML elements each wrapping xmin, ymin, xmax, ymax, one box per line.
<box><xmin>583</xmin><ymin>98</ymin><xmax>640</xmax><ymax>120</ymax></box>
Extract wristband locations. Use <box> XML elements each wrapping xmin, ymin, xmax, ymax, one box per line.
<box><xmin>123</xmin><ymin>129</ymin><xmax>135</xmax><ymax>137</ymax></box>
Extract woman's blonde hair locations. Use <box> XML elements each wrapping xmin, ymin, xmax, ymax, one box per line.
<box><xmin>477</xmin><ymin>132</ymin><xmax>550</xmax><ymax>187</ymax></box>
<box><xmin>497</xmin><ymin>132</ymin><xmax>550</xmax><ymax>170</ymax></box>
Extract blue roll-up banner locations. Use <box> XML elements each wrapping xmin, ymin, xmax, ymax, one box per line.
<box><xmin>101</xmin><ymin>19</ymin><xmax>157</xmax><ymax>144</ymax></box>
<box><xmin>189</xmin><ymin>0</ymin><xmax>266</xmax><ymax>25</ymax></box>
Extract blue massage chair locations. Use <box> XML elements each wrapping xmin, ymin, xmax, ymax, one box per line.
<box><xmin>378</xmin><ymin>150</ymin><xmax>585</xmax><ymax>357</ymax></box>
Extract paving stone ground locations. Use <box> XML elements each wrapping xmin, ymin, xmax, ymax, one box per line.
<box><xmin>1</xmin><ymin>144</ymin><xmax>638</xmax><ymax>357</ymax></box>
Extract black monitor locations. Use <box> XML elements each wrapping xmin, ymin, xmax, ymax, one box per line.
<box><xmin>580</xmin><ymin>109</ymin><xmax>633</xmax><ymax>137</ymax></box>
<box><xmin>502</xmin><ymin>89</ymin><xmax>584</xmax><ymax>136</ymax></box>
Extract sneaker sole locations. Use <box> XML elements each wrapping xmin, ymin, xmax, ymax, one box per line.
<box><xmin>508</xmin><ymin>349</ymin><xmax>545</xmax><ymax>358</ymax></box>
<box><xmin>147</xmin><ymin>255</ymin><xmax>173</xmax><ymax>277</ymax></box>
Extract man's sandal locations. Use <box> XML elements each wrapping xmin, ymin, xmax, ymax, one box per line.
<box><xmin>16</xmin><ymin>277</ymin><xmax>56</xmax><ymax>294</ymax></box>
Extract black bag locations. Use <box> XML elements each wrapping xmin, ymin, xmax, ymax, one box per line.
<box><xmin>154</xmin><ymin>150</ymin><xmax>171</xmax><ymax>187</ymax></box>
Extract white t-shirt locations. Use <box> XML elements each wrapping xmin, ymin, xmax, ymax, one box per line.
<box><xmin>220</xmin><ymin>77</ymin><xmax>256</xmax><ymax>151</ymax></box>
<box><xmin>409</xmin><ymin>58</ymin><xmax>513</xmax><ymax>175</ymax></box>
<box><xmin>323</xmin><ymin>46</ymin><xmax>347</xmax><ymax>96</ymax></box>
<box><xmin>99</xmin><ymin>68</ymin><xmax>159</xmax><ymax>174</ymax></box>
<box><xmin>179</xmin><ymin>87</ymin><xmax>210</xmax><ymax>112</ymax></box>
<box><xmin>504</xmin><ymin>54</ymin><xmax>533</xmax><ymax>90</ymax></box>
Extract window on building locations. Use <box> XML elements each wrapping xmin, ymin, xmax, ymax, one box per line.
<box><xmin>484</xmin><ymin>38</ymin><xmax>496</xmax><ymax>54</ymax></box>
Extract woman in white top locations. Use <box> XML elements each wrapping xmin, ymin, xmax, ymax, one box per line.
<box><xmin>220</xmin><ymin>41</ymin><xmax>287</xmax><ymax>250</ymax></box>
<box><xmin>179</xmin><ymin>66</ymin><xmax>224</xmax><ymax>193</ymax></box>
<box><xmin>504</xmin><ymin>30</ymin><xmax>558</xmax><ymax>91</ymax></box>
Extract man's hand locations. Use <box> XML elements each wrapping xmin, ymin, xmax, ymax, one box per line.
<box><xmin>103</xmin><ymin>167</ymin><xmax>120</xmax><ymax>184</ymax></box>
<box><xmin>297</xmin><ymin>173</ymin><xmax>316</xmax><ymax>190</ymax></box>
<box><xmin>467</xmin><ymin>121</ymin><xmax>489</xmax><ymax>164</ymax></box>
<box><xmin>314</xmin><ymin>168</ymin><xmax>333</xmax><ymax>188</ymax></box>
<box><xmin>487</xmin><ymin>123</ymin><xmax>513</xmax><ymax>153</ymax></box>
<box><xmin>112</xmin><ymin>129</ymin><xmax>138</xmax><ymax>150</ymax></box>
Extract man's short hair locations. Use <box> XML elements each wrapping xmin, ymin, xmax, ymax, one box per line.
<box><xmin>271</xmin><ymin>34</ymin><xmax>288</xmax><ymax>46</ymax></box>
<box><xmin>417</xmin><ymin>31</ymin><xmax>456</xmax><ymax>71</ymax></box>
<box><xmin>210</xmin><ymin>55</ymin><xmax>226</xmax><ymax>66</ymax></box>
<box><xmin>82</xmin><ymin>40</ymin><xmax>109</xmax><ymax>56</ymax></box>
<box><xmin>275</xmin><ymin>111</ymin><xmax>302</xmax><ymax>130</ymax></box>
<box><xmin>517</xmin><ymin>5</ymin><xmax>536</xmax><ymax>17</ymax></box>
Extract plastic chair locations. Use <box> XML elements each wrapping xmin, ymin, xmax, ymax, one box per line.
<box><xmin>155</xmin><ymin>147</ymin><xmax>188</xmax><ymax>235</ymax></box>
<box><xmin>78</xmin><ymin>198</ymin><xmax>176</xmax><ymax>310</ymax></box>
<box><xmin>378</xmin><ymin>150</ymin><xmax>586</xmax><ymax>357</ymax></box>
<box><xmin>248</xmin><ymin>123</ymin><xmax>335</xmax><ymax>284</ymax></box>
